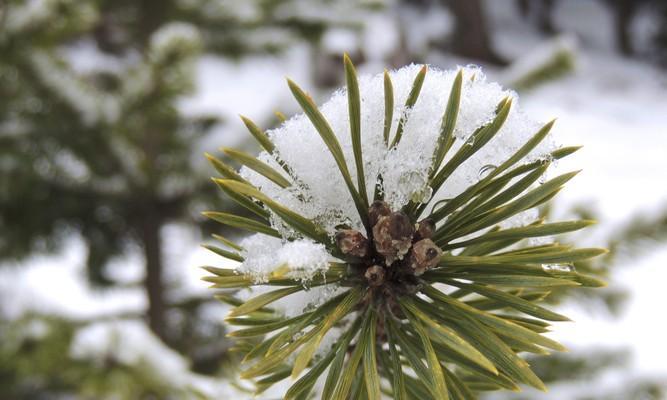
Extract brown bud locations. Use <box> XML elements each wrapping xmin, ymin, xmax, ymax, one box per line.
<box><xmin>335</xmin><ymin>229</ymin><xmax>370</xmax><ymax>257</ymax></box>
<box><xmin>373</xmin><ymin>211</ymin><xmax>414</xmax><ymax>265</ymax></box>
<box><xmin>365</xmin><ymin>265</ymin><xmax>385</xmax><ymax>287</ymax></box>
<box><xmin>409</xmin><ymin>239</ymin><xmax>442</xmax><ymax>275</ymax></box>
<box><xmin>368</xmin><ymin>200</ymin><xmax>391</xmax><ymax>227</ymax></box>
<box><xmin>416</xmin><ymin>218</ymin><xmax>436</xmax><ymax>240</ymax></box>
<box><xmin>388</xmin><ymin>211</ymin><xmax>414</xmax><ymax>240</ymax></box>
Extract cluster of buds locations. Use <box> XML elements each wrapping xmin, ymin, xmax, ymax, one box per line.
<box><xmin>335</xmin><ymin>200</ymin><xmax>443</xmax><ymax>287</ymax></box>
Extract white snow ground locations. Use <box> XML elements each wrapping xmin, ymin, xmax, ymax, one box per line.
<box><xmin>489</xmin><ymin>0</ymin><xmax>667</xmax><ymax>379</ymax></box>
<box><xmin>1</xmin><ymin>0</ymin><xmax>666</xmax><ymax>397</ymax></box>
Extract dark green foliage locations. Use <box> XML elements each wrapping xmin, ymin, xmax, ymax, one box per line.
<box><xmin>0</xmin><ymin>2</ymin><xmax>389</xmax><ymax>397</ymax></box>
<box><xmin>0</xmin><ymin>0</ymin><xmax>214</xmax><ymax>281</ymax></box>
<box><xmin>0</xmin><ymin>313</ymin><xmax>228</xmax><ymax>399</ymax></box>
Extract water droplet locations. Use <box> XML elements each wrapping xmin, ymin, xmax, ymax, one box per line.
<box><xmin>542</xmin><ymin>264</ymin><xmax>575</xmax><ymax>273</ymax></box>
<box><xmin>478</xmin><ymin>164</ymin><xmax>497</xmax><ymax>180</ymax></box>
<box><xmin>411</xmin><ymin>185</ymin><xmax>433</xmax><ymax>204</ymax></box>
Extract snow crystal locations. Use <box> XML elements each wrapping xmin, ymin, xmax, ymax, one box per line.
<box><xmin>237</xmin><ymin>234</ymin><xmax>331</xmax><ymax>283</ymax></box>
<box><xmin>241</xmin><ymin>65</ymin><xmax>558</xmax><ymax>236</ymax></box>
<box><xmin>234</xmin><ymin>282</ymin><xmax>345</xmax><ymax>319</ymax></box>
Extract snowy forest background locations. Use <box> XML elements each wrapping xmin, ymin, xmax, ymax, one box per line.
<box><xmin>1</xmin><ymin>0</ymin><xmax>667</xmax><ymax>399</ymax></box>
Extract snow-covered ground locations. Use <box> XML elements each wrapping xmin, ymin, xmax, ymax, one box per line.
<box><xmin>2</xmin><ymin>0</ymin><xmax>666</xmax><ymax>397</ymax></box>
<box><xmin>490</xmin><ymin>0</ymin><xmax>667</xmax><ymax>379</ymax></box>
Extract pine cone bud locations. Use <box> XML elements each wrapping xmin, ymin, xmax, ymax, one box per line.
<box><xmin>372</xmin><ymin>211</ymin><xmax>414</xmax><ymax>265</ymax></box>
<box><xmin>409</xmin><ymin>239</ymin><xmax>442</xmax><ymax>275</ymax></box>
<box><xmin>335</xmin><ymin>229</ymin><xmax>370</xmax><ymax>257</ymax></box>
<box><xmin>416</xmin><ymin>218</ymin><xmax>436</xmax><ymax>240</ymax></box>
<box><xmin>368</xmin><ymin>200</ymin><xmax>391</xmax><ymax>227</ymax></box>
<box><xmin>364</xmin><ymin>265</ymin><xmax>385</xmax><ymax>287</ymax></box>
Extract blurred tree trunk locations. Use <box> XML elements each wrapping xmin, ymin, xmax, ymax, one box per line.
<box><xmin>311</xmin><ymin>47</ymin><xmax>343</xmax><ymax>88</ymax></box>
<box><xmin>517</xmin><ymin>0</ymin><xmax>557</xmax><ymax>35</ymax></box>
<box><xmin>613</xmin><ymin>0</ymin><xmax>638</xmax><ymax>56</ymax></box>
<box><xmin>139</xmin><ymin>0</ymin><xmax>171</xmax><ymax>45</ymax></box>
<box><xmin>443</xmin><ymin>0</ymin><xmax>507</xmax><ymax>65</ymax></box>
<box><xmin>388</xmin><ymin>24</ymin><xmax>414</xmax><ymax>68</ymax></box>
<box><xmin>141</xmin><ymin>210</ymin><xmax>167</xmax><ymax>342</ymax></box>
<box><xmin>537</xmin><ymin>0</ymin><xmax>556</xmax><ymax>34</ymax></box>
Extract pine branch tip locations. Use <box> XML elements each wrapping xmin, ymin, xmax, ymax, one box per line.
<box><xmin>200</xmin><ymin>61</ymin><xmax>603</xmax><ymax>398</ymax></box>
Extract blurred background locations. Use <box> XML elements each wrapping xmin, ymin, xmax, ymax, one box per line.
<box><xmin>1</xmin><ymin>0</ymin><xmax>666</xmax><ymax>399</ymax></box>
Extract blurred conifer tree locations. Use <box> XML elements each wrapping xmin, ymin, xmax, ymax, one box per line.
<box><xmin>1</xmin><ymin>0</ymin><xmax>216</xmax><ymax>345</ymax></box>
<box><xmin>0</xmin><ymin>2</ymin><xmax>381</xmax><ymax>395</ymax></box>
<box><xmin>0</xmin><ymin>0</ymin><xmax>363</xmax><ymax>345</ymax></box>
